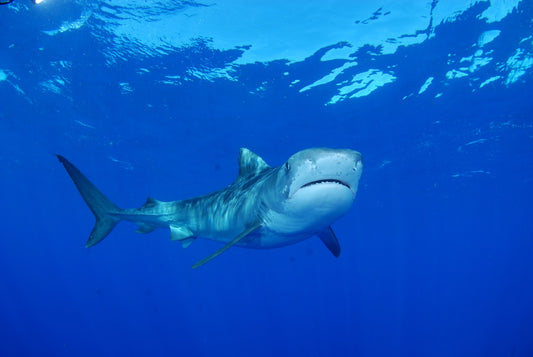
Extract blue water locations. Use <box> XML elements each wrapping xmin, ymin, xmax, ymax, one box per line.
<box><xmin>1</xmin><ymin>1</ymin><xmax>533</xmax><ymax>356</ymax></box>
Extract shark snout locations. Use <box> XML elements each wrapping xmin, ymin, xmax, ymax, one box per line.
<box><xmin>285</xmin><ymin>148</ymin><xmax>363</xmax><ymax>197</ymax></box>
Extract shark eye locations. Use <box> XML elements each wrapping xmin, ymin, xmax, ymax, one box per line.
<box><xmin>285</xmin><ymin>162</ymin><xmax>290</xmax><ymax>171</ymax></box>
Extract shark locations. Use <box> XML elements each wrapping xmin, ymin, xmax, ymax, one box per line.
<box><xmin>57</xmin><ymin>148</ymin><xmax>363</xmax><ymax>268</ymax></box>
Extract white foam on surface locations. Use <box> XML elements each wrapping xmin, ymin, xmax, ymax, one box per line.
<box><xmin>505</xmin><ymin>48</ymin><xmax>533</xmax><ymax>85</ymax></box>
<box><xmin>299</xmin><ymin>62</ymin><xmax>358</xmax><ymax>93</ymax></box>
<box><xmin>479</xmin><ymin>75</ymin><xmax>501</xmax><ymax>88</ymax></box>
<box><xmin>478</xmin><ymin>30</ymin><xmax>501</xmax><ymax>47</ymax></box>
<box><xmin>43</xmin><ymin>10</ymin><xmax>92</xmax><ymax>36</ymax></box>
<box><xmin>328</xmin><ymin>69</ymin><xmax>395</xmax><ymax>104</ymax></box>
<box><xmin>418</xmin><ymin>77</ymin><xmax>434</xmax><ymax>94</ymax></box>
<box><xmin>479</xmin><ymin>0</ymin><xmax>522</xmax><ymax>22</ymax></box>
<box><xmin>7</xmin><ymin>0</ymin><xmax>528</xmax><ymax>105</ymax></box>
<box><xmin>93</xmin><ymin>1</ymin><xmax>436</xmax><ymax>64</ymax></box>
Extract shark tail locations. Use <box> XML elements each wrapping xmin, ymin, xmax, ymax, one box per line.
<box><xmin>57</xmin><ymin>155</ymin><xmax>121</xmax><ymax>247</ymax></box>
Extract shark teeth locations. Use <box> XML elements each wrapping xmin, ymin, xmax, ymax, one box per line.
<box><xmin>300</xmin><ymin>179</ymin><xmax>350</xmax><ymax>190</ymax></box>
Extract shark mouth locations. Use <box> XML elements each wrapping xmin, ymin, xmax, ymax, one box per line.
<box><xmin>300</xmin><ymin>179</ymin><xmax>351</xmax><ymax>190</ymax></box>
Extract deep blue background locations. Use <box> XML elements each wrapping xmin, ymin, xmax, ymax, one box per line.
<box><xmin>1</xmin><ymin>1</ymin><xmax>532</xmax><ymax>356</ymax></box>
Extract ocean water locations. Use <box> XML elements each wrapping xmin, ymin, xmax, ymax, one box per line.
<box><xmin>1</xmin><ymin>1</ymin><xmax>533</xmax><ymax>356</ymax></box>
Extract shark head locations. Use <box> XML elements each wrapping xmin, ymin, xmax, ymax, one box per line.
<box><xmin>263</xmin><ymin>148</ymin><xmax>363</xmax><ymax>236</ymax></box>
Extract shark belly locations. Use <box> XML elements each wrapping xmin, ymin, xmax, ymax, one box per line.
<box><xmin>233</xmin><ymin>228</ymin><xmax>311</xmax><ymax>249</ymax></box>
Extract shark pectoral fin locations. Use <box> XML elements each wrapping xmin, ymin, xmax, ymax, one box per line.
<box><xmin>192</xmin><ymin>222</ymin><xmax>262</xmax><ymax>269</ymax></box>
<box><xmin>170</xmin><ymin>225</ymin><xmax>197</xmax><ymax>248</ymax></box>
<box><xmin>318</xmin><ymin>227</ymin><xmax>341</xmax><ymax>258</ymax></box>
<box><xmin>170</xmin><ymin>225</ymin><xmax>194</xmax><ymax>241</ymax></box>
<box><xmin>135</xmin><ymin>224</ymin><xmax>156</xmax><ymax>234</ymax></box>
<box><xmin>180</xmin><ymin>237</ymin><xmax>196</xmax><ymax>249</ymax></box>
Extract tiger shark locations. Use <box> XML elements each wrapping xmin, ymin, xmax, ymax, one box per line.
<box><xmin>57</xmin><ymin>148</ymin><xmax>363</xmax><ymax>268</ymax></box>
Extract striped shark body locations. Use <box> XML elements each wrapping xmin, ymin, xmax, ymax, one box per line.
<box><xmin>57</xmin><ymin>148</ymin><xmax>363</xmax><ymax>268</ymax></box>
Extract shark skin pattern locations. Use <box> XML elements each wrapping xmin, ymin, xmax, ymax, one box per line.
<box><xmin>57</xmin><ymin>148</ymin><xmax>363</xmax><ymax>268</ymax></box>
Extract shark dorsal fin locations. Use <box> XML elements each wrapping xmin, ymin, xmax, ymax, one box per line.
<box><xmin>238</xmin><ymin>148</ymin><xmax>270</xmax><ymax>178</ymax></box>
<box><xmin>140</xmin><ymin>197</ymin><xmax>161</xmax><ymax>209</ymax></box>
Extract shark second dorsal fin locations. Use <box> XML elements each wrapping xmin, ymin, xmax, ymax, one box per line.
<box><xmin>238</xmin><ymin>148</ymin><xmax>270</xmax><ymax>178</ymax></box>
<box><xmin>140</xmin><ymin>197</ymin><xmax>161</xmax><ymax>209</ymax></box>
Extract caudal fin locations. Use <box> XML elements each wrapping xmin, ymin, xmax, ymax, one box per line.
<box><xmin>57</xmin><ymin>155</ymin><xmax>120</xmax><ymax>247</ymax></box>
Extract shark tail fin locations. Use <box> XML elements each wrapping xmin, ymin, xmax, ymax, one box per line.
<box><xmin>57</xmin><ymin>155</ymin><xmax>121</xmax><ymax>247</ymax></box>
